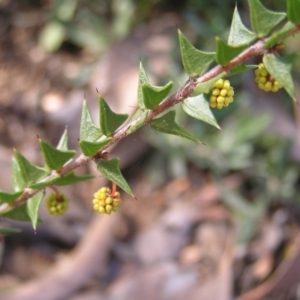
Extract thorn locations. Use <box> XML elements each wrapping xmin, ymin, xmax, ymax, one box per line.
<box><xmin>95</xmin><ymin>88</ymin><xmax>100</xmax><ymax>94</ymax></box>
<box><xmin>175</xmin><ymin>23</ymin><xmax>179</xmax><ymax>30</ymax></box>
<box><xmin>36</xmin><ymin>134</ymin><xmax>40</xmax><ymax>139</ymax></box>
<box><xmin>133</xmin><ymin>195</ymin><xmax>138</xmax><ymax>201</ymax></box>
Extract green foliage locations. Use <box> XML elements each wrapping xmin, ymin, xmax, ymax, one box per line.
<box><xmin>150</xmin><ymin>111</ymin><xmax>200</xmax><ymax>143</ymax></box>
<box><xmin>98</xmin><ymin>95</ymin><xmax>128</xmax><ymax>136</ymax></box>
<box><xmin>178</xmin><ymin>30</ymin><xmax>215</xmax><ymax>77</ymax></box>
<box><xmin>97</xmin><ymin>158</ymin><xmax>134</xmax><ymax>197</ymax></box>
<box><xmin>248</xmin><ymin>0</ymin><xmax>286</xmax><ymax>37</ymax></box>
<box><xmin>1</xmin><ymin>0</ymin><xmax>299</xmax><ymax>232</ymax></box>
<box><xmin>182</xmin><ymin>95</ymin><xmax>220</xmax><ymax>129</ymax></box>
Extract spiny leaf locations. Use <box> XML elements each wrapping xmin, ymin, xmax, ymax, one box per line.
<box><xmin>27</xmin><ymin>193</ymin><xmax>44</xmax><ymax>230</ymax></box>
<box><xmin>228</xmin><ymin>5</ymin><xmax>256</xmax><ymax>46</ymax></box>
<box><xmin>287</xmin><ymin>0</ymin><xmax>300</xmax><ymax>24</ymax></box>
<box><xmin>137</xmin><ymin>61</ymin><xmax>149</xmax><ymax>109</ymax></box>
<box><xmin>97</xmin><ymin>158</ymin><xmax>134</xmax><ymax>197</ymax></box>
<box><xmin>141</xmin><ymin>81</ymin><xmax>173</xmax><ymax>110</ymax></box>
<box><xmin>13</xmin><ymin>150</ymin><xmax>47</xmax><ymax>186</ymax></box>
<box><xmin>1</xmin><ymin>203</ymin><xmax>31</xmax><ymax>222</ymax></box>
<box><xmin>12</xmin><ymin>157</ymin><xmax>26</xmax><ymax>192</ymax></box>
<box><xmin>263</xmin><ymin>53</ymin><xmax>296</xmax><ymax>101</ymax></box>
<box><xmin>39</xmin><ymin>138</ymin><xmax>76</xmax><ymax>171</ymax></box>
<box><xmin>215</xmin><ymin>37</ymin><xmax>247</xmax><ymax>66</ymax></box>
<box><xmin>0</xmin><ymin>191</ymin><xmax>23</xmax><ymax>204</ymax></box>
<box><xmin>79</xmin><ymin>138</ymin><xmax>112</xmax><ymax>156</ymax></box>
<box><xmin>265</xmin><ymin>21</ymin><xmax>295</xmax><ymax>48</ymax></box>
<box><xmin>150</xmin><ymin>110</ymin><xmax>200</xmax><ymax>143</ymax></box>
<box><xmin>228</xmin><ymin>64</ymin><xmax>257</xmax><ymax>76</ymax></box>
<box><xmin>52</xmin><ymin>172</ymin><xmax>94</xmax><ymax>186</ymax></box>
<box><xmin>178</xmin><ymin>29</ymin><xmax>215</xmax><ymax>77</ymax></box>
<box><xmin>29</xmin><ymin>175</ymin><xmax>60</xmax><ymax>189</ymax></box>
<box><xmin>193</xmin><ymin>72</ymin><xmax>226</xmax><ymax>95</ymax></box>
<box><xmin>99</xmin><ymin>95</ymin><xmax>128</xmax><ymax>136</ymax></box>
<box><xmin>182</xmin><ymin>94</ymin><xmax>220</xmax><ymax>129</ymax></box>
<box><xmin>56</xmin><ymin>129</ymin><xmax>69</xmax><ymax>151</ymax></box>
<box><xmin>248</xmin><ymin>0</ymin><xmax>286</xmax><ymax>37</ymax></box>
<box><xmin>80</xmin><ymin>100</ymin><xmax>102</xmax><ymax>142</ymax></box>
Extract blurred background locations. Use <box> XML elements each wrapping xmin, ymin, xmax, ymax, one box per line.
<box><xmin>0</xmin><ymin>0</ymin><xmax>300</xmax><ymax>299</ymax></box>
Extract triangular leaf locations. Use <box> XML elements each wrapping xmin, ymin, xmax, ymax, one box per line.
<box><xmin>27</xmin><ymin>193</ymin><xmax>44</xmax><ymax>230</ymax></box>
<box><xmin>56</xmin><ymin>129</ymin><xmax>69</xmax><ymax>151</ymax></box>
<box><xmin>13</xmin><ymin>150</ymin><xmax>47</xmax><ymax>186</ymax></box>
<box><xmin>248</xmin><ymin>0</ymin><xmax>286</xmax><ymax>37</ymax></box>
<box><xmin>80</xmin><ymin>100</ymin><xmax>102</xmax><ymax>142</ymax></box>
<box><xmin>126</xmin><ymin>110</ymin><xmax>148</xmax><ymax>135</ymax></box>
<box><xmin>0</xmin><ymin>227</ymin><xmax>21</xmax><ymax>234</ymax></box>
<box><xmin>142</xmin><ymin>81</ymin><xmax>173</xmax><ymax>110</ymax></box>
<box><xmin>215</xmin><ymin>37</ymin><xmax>247</xmax><ymax>66</ymax></box>
<box><xmin>97</xmin><ymin>158</ymin><xmax>134</xmax><ymax>197</ymax></box>
<box><xmin>29</xmin><ymin>175</ymin><xmax>60</xmax><ymax>189</ymax></box>
<box><xmin>263</xmin><ymin>54</ymin><xmax>296</xmax><ymax>101</ymax></box>
<box><xmin>287</xmin><ymin>0</ymin><xmax>300</xmax><ymax>24</ymax></box>
<box><xmin>1</xmin><ymin>203</ymin><xmax>31</xmax><ymax>222</ymax></box>
<box><xmin>0</xmin><ymin>190</ymin><xmax>23</xmax><ymax>204</ymax></box>
<box><xmin>265</xmin><ymin>21</ymin><xmax>295</xmax><ymax>48</ymax></box>
<box><xmin>178</xmin><ymin>29</ymin><xmax>215</xmax><ymax>77</ymax></box>
<box><xmin>228</xmin><ymin>5</ymin><xmax>256</xmax><ymax>46</ymax></box>
<box><xmin>150</xmin><ymin>110</ymin><xmax>200</xmax><ymax>143</ymax></box>
<box><xmin>12</xmin><ymin>157</ymin><xmax>26</xmax><ymax>192</ymax></box>
<box><xmin>228</xmin><ymin>64</ymin><xmax>257</xmax><ymax>76</ymax></box>
<box><xmin>39</xmin><ymin>139</ymin><xmax>76</xmax><ymax>170</ymax></box>
<box><xmin>99</xmin><ymin>95</ymin><xmax>128</xmax><ymax>136</ymax></box>
<box><xmin>79</xmin><ymin>138</ymin><xmax>112</xmax><ymax>156</ymax></box>
<box><xmin>193</xmin><ymin>72</ymin><xmax>226</xmax><ymax>95</ymax></box>
<box><xmin>182</xmin><ymin>94</ymin><xmax>220</xmax><ymax>129</ymax></box>
<box><xmin>52</xmin><ymin>172</ymin><xmax>94</xmax><ymax>186</ymax></box>
<box><xmin>137</xmin><ymin>61</ymin><xmax>150</xmax><ymax>109</ymax></box>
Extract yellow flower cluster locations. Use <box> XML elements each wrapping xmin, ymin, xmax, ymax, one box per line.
<box><xmin>210</xmin><ymin>79</ymin><xmax>234</xmax><ymax>109</ymax></box>
<box><xmin>46</xmin><ymin>193</ymin><xmax>69</xmax><ymax>216</ymax></box>
<box><xmin>255</xmin><ymin>63</ymin><xmax>282</xmax><ymax>92</ymax></box>
<box><xmin>93</xmin><ymin>187</ymin><xmax>121</xmax><ymax>214</ymax></box>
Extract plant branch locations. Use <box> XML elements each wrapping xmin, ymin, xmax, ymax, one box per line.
<box><xmin>2</xmin><ymin>24</ymin><xmax>300</xmax><ymax>212</ymax></box>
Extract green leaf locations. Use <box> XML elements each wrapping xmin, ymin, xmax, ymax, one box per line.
<box><xmin>97</xmin><ymin>158</ymin><xmax>134</xmax><ymax>197</ymax></box>
<box><xmin>265</xmin><ymin>21</ymin><xmax>295</xmax><ymax>48</ymax></box>
<box><xmin>80</xmin><ymin>100</ymin><xmax>102</xmax><ymax>142</ymax></box>
<box><xmin>287</xmin><ymin>0</ymin><xmax>300</xmax><ymax>24</ymax></box>
<box><xmin>182</xmin><ymin>94</ymin><xmax>220</xmax><ymax>129</ymax></box>
<box><xmin>142</xmin><ymin>81</ymin><xmax>173</xmax><ymax>110</ymax></box>
<box><xmin>193</xmin><ymin>72</ymin><xmax>226</xmax><ymax>95</ymax></box>
<box><xmin>52</xmin><ymin>172</ymin><xmax>94</xmax><ymax>186</ymax></box>
<box><xmin>0</xmin><ymin>191</ymin><xmax>23</xmax><ymax>204</ymax></box>
<box><xmin>79</xmin><ymin>138</ymin><xmax>112</xmax><ymax>156</ymax></box>
<box><xmin>13</xmin><ymin>150</ymin><xmax>47</xmax><ymax>186</ymax></box>
<box><xmin>263</xmin><ymin>54</ymin><xmax>296</xmax><ymax>101</ymax></box>
<box><xmin>126</xmin><ymin>110</ymin><xmax>148</xmax><ymax>135</ymax></box>
<box><xmin>99</xmin><ymin>95</ymin><xmax>128</xmax><ymax>136</ymax></box>
<box><xmin>178</xmin><ymin>29</ymin><xmax>215</xmax><ymax>77</ymax></box>
<box><xmin>29</xmin><ymin>175</ymin><xmax>60</xmax><ymax>189</ymax></box>
<box><xmin>215</xmin><ymin>37</ymin><xmax>247</xmax><ymax>66</ymax></box>
<box><xmin>228</xmin><ymin>5</ymin><xmax>256</xmax><ymax>46</ymax></box>
<box><xmin>12</xmin><ymin>157</ymin><xmax>26</xmax><ymax>191</ymax></box>
<box><xmin>56</xmin><ymin>129</ymin><xmax>69</xmax><ymax>151</ymax></box>
<box><xmin>27</xmin><ymin>193</ymin><xmax>44</xmax><ymax>230</ymax></box>
<box><xmin>0</xmin><ymin>227</ymin><xmax>21</xmax><ymax>234</ymax></box>
<box><xmin>39</xmin><ymin>139</ymin><xmax>76</xmax><ymax>171</ymax></box>
<box><xmin>150</xmin><ymin>110</ymin><xmax>200</xmax><ymax>143</ymax></box>
<box><xmin>1</xmin><ymin>203</ymin><xmax>31</xmax><ymax>222</ymax></box>
<box><xmin>228</xmin><ymin>64</ymin><xmax>257</xmax><ymax>76</ymax></box>
<box><xmin>137</xmin><ymin>61</ymin><xmax>149</xmax><ymax>109</ymax></box>
<box><xmin>248</xmin><ymin>0</ymin><xmax>286</xmax><ymax>37</ymax></box>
